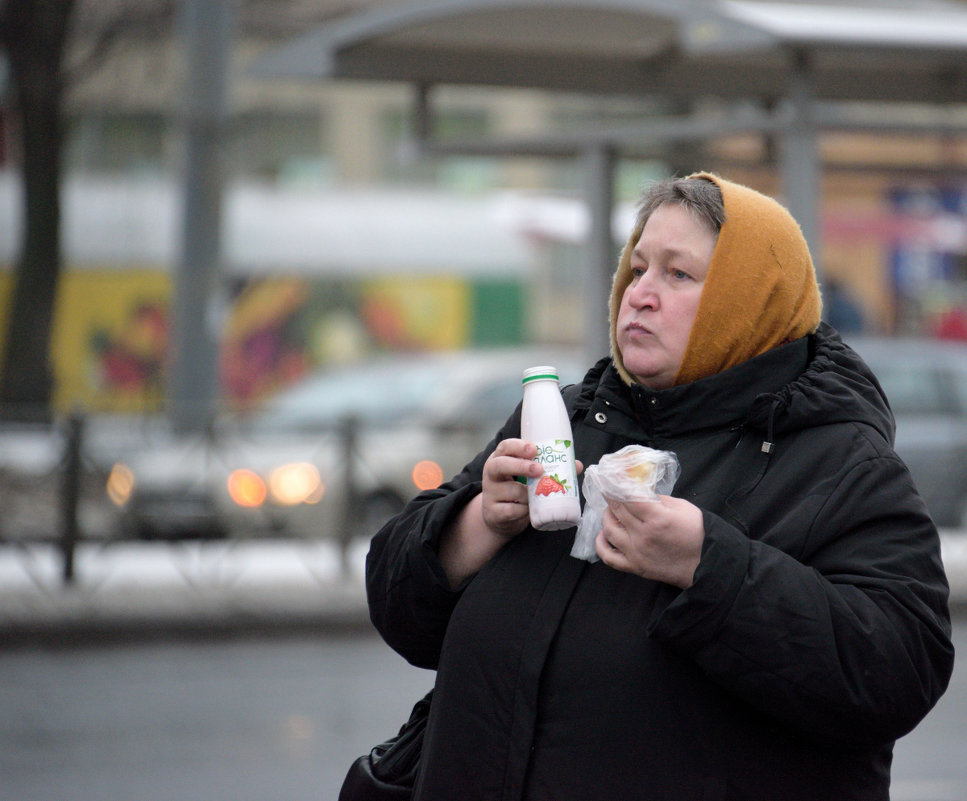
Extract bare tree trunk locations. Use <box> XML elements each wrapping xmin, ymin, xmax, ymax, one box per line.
<box><xmin>0</xmin><ymin>0</ymin><xmax>74</xmax><ymax>422</ymax></box>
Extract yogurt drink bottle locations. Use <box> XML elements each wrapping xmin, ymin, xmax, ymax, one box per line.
<box><xmin>521</xmin><ymin>366</ymin><xmax>581</xmax><ymax>530</ymax></box>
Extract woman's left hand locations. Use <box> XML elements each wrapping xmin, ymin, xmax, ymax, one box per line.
<box><xmin>596</xmin><ymin>496</ymin><xmax>705</xmax><ymax>589</ymax></box>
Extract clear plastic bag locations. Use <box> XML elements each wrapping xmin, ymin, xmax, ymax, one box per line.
<box><xmin>571</xmin><ymin>445</ymin><xmax>680</xmax><ymax>562</ymax></box>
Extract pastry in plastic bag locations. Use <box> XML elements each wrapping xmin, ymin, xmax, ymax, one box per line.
<box><xmin>570</xmin><ymin>445</ymin><xmax>680</xmax><ymax>562</ymax></box>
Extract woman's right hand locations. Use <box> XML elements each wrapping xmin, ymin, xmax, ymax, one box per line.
<box><xmin>439</xmin><ymin>438</ymin><xmax>540</xmax><ymax>587</ymax></box>
<box><xmin>480</xmin><ymin>438</ymin><xmax>543</xmax><ymax>539</ymax></box>
<box><xmin>440</xmin><ymin>439</ymin><xmax>583</xmax><ymax>587</ymax></box>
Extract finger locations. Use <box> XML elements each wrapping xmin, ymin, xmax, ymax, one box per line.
<box><xmin>494</xmin><ymin>437</ymin><xmax>536</xmax><ymax>459</ymax></box>
<box><xmin>492</xmin><ymin>439</ymin><xmax>537</xmax><ymax>462</ymax></box>
<box><xmin>504</xmin><ymin>473</ymin><xmax>532</xmax><ymax>500</ymax></box>
<box><xmin>485</xmin><ymin>497</ymin><xmax>530</xmax><ymax>525</ymax></box>
<box><xmin>600</xmin><ymin>509</ymin><xmax>627</xmax><ymax>547</ymax></box>
<box><xmin>595</xmin><ymin>527</ymin><xmax>623</xmax><ymax>562</ymax></box>
<box><xmin>605</xmin><ymin>500</ymin><xmax>631</xmax><ymax>530</ymax></box>
<box><xmin>608</xmin><ymin>496</ymin><xmax>660</xmax><ymax>527</ymax></box>
<box><xmin>487</xmin><ymin>456</ymin><xmax>542</xmax><ymax>484</ymax></box>
<box><xmin>487</xmin><ymin>483</ymin><xmax>527</xmax><ymax>507</ymax></box>
<box><xmin>485</xmin><ymin>456</ymin><xmax>534</xmax><ymax>482</ymax></box>
<box><xmin>483</xmin><ymin>501</ymin><xmax>531</xmax><ymax>538</ymax></box>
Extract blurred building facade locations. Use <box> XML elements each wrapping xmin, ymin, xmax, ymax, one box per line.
<box><xmin>2</xmin><ymin>0</ymin><xmax>967</xmax><ymax>413</ymax></box>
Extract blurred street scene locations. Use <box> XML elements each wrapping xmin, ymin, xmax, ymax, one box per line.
<box><xmin>3</xmin><ymin>0</ymin><xmax>967</xmax><ymax>550</ymax></box>
<box><xmin>3</xmin><ymin>1</ymin><xmax>967</xmax><ymax>799</ymax></box>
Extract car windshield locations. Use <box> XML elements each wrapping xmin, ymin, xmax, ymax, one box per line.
<box><xmin>251</xmin><ymin>360</ymin><xmax>446</xmax><ymax>431</ymax></box>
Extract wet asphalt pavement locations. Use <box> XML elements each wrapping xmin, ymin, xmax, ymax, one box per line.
<box><xmin>2</xmin><ymin>619</ymin><xmax>965</xmax><ymax>801</ymax></box>
<box><xmin>1</xmin><ymin>632</ymin><xmax>431</xmax><ymax>801</ymax></box>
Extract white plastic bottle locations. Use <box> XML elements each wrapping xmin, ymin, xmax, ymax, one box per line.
<box><xmin>521</xmin><ymin>366</ymin><xmax>581</xmax><ymax>530</ymax></box>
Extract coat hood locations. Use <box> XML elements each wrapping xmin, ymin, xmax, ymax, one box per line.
<box><xmin>747</xmin><ymin>323</ymin><xmax>895</xmax><ymax>447</ymax></box>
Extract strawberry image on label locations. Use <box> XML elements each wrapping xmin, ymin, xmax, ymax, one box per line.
<box><xmin>535</xmin><ymin>474</ymin><xmax>569</xmax><ymax>496</ymax></box>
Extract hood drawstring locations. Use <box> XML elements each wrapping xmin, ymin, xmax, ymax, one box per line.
<box><xmin>761</xmin><ymin>400</ymin><xmax>777</xmax><ymax>454</ymax></box>
<box><xmin>744</xmin><ymin>396</ymin><xmax>782</xmax><ymax>489</ymax></box>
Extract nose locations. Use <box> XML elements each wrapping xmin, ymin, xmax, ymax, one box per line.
<box><xmin>626</xmin><ymin>273</ymin><xmax>659</xmax><ymax>310</ymax></box>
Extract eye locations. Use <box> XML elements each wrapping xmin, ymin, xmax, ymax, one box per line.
<box><xmin>630</xmin><ymin>266</ymin><xmax>645</xmax><ymax>279</ymax></box>
<box><xmin>670</xmin><ymin>268</ymin><xmax>692</xmax><ymax>281</ymax></box>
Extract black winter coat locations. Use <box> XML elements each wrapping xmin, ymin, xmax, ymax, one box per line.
<box><xmin>366</xmin><ymin>324</ymin><xmax>954</xmax><ymax>801</ymax></box>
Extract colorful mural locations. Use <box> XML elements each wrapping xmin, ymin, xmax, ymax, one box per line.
<box><xmin>0</xmin><ymin>268</ymin><xmax>524</xmax><ymax>414</ymax></box>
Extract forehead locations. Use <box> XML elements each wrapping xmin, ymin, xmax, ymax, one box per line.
<box><xmin>634</xmin><ymin>204</ymin><xmax>717</xmax><ymax>258</ymax></box>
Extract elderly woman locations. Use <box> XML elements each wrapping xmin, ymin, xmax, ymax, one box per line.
<box><xmin>366</xmin><ymin>173</ymin><xmax>953</xmax><ymax>800</ymax></box>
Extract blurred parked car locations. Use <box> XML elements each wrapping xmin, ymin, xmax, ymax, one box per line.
<box><xmin>848</xmin><ymin>336</ymin><xmax>967</xmax><ymax>529</ymax></box>
<box><xmin>104</xmin><ymin>348</ymin><xmax>584</xmax><ymax>541</ymax></box>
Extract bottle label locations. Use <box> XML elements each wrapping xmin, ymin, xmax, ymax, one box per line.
<box><xmin>528</xmin><ymin>438</ymin><xmax>578</xmax><ymax>500</ymax></box>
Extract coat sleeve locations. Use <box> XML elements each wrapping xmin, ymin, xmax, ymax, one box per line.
<box><xmin>648</xmin><ymin>450</ymin><xmax>954</xmax><ymax>747</ymax></box>
<box><xmin>365</xmin><ymin>408</ymin><xmax>522</xmax><ymax>669</ymax></box>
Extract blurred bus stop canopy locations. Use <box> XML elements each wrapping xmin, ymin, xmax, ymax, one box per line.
<box><xmin>253</xmin><ymin>0</ymin><xmax>967</xmax><ymax>356</ymax></box>
<box><xmin>254</xmin><ymin>0</ymin><xmax>967</xmax><ymax>101</ymax></box>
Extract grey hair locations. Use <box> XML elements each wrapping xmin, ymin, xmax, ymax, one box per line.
<box><xmin>634</xmin><ymin>175</ymin><xmax>725</xmax><ymax>238</ymax></box>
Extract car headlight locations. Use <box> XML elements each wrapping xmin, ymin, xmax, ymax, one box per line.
<box><xmin>268</xmin><ymin>462</ymin><xmax>323</xmax><ymax>506</ymax></box>
<box><xmin>227</xmin><ymin>469</ymin><xmax>268</xmax><ymax>508</ymax></box>
<box><xmin>106</xmin><ymin>462</ymin><xmax>135</xmax><ymax>506</ymax></box>
<box><xmin>226</xmin><ymin>463</ymin><xmax>324</xmax><ymax>508</ymax></box>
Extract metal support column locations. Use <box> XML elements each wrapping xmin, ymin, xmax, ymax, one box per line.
<box><xmin>59</xmin><ymin>411</ymin><xmax>83</xmax><ymax>585</ymax></box>
<box><xmin>168</xmin><ymin>0</ymin><xmax>235</xmax><ymax>433</ymax></box>
<box><xmin>583</xmin><ymin>144</ymin><xmax>616</xmax><ymax>362</ymax></box>
<box><xmin>779</xmin><ymin>50</ymin><xmax>824</xmax><ymax>288</ymax></box>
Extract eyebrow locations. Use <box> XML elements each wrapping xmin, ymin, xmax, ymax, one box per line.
<box><xmin>632</xmin><ymin>245</ymin><xmax>701</xmax><ymax>262</ymax></box>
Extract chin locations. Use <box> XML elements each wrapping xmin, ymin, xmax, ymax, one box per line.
<box><xmin>625</xmin><ymin>362</ymin><xmax>672</xmax><ymax>389</ymax></box>
<box><xmin>621</xmin><ymin>355</ymin><xmax>656</xmax><ymax>380</ymax></box>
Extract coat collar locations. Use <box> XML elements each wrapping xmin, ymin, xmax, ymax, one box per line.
<box><xmin>574</xmin><ymin>324</ymin><xmax>893</xmax><ymax>447</ymax></box>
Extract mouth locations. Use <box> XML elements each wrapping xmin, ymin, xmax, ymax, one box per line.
<box><xmin>624</xmin><ymin>322</ymin><xmax>653</xmax><ymax>338</ymax></box>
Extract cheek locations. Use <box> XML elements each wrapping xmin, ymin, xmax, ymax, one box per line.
<box><xmin>616</xmin><ymin>293</ymin><xmax>631</xmax><ymax>319</ymax></box>
<box><xmin>670</xmin><ymin>295</ymin><xmax>703</xmax><ymax>346</ymax></box>
<box><xmin>615</xmin><ymin>290</ymin><xmax>634</xmax><ymax>326</ymax></box>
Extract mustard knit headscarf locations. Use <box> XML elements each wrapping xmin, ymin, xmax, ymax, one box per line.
<box><xmin>608</xmin><ymin>173</ymin><xmax>823</xmax><ymax>386</ymax></box>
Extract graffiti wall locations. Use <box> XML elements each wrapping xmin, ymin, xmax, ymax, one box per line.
<box><xmin>0</xmin><ymin>268</ymin><xmax>524</xmax><ymax>414</ymax></box>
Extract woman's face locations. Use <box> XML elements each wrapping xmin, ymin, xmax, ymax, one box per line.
<box><xmin>616</xmin><ymin>203</ymin><xmax>716</xmax><ymax>389</ymax></box>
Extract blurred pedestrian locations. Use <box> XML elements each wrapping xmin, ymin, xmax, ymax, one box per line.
<box><xmin>823</xmin><ymin>276</ymin><xmax>866</xmax><ymax>334</ymax></box>
<box><xmin>366</xmin><ymin>173</ymin><xmax>954</xmax><ymax>800</ymax></box>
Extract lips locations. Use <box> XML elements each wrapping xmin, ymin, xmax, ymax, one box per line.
<box><xmin>624</xmin><ymin>321</ymin><xmax>654</xmax><ymax>338</ymax></box>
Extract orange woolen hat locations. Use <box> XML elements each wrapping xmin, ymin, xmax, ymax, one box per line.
<box><xmin>608</xmin><ymin>173</ymin><xmax>823</xmax><ymax>386</ymax></box>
